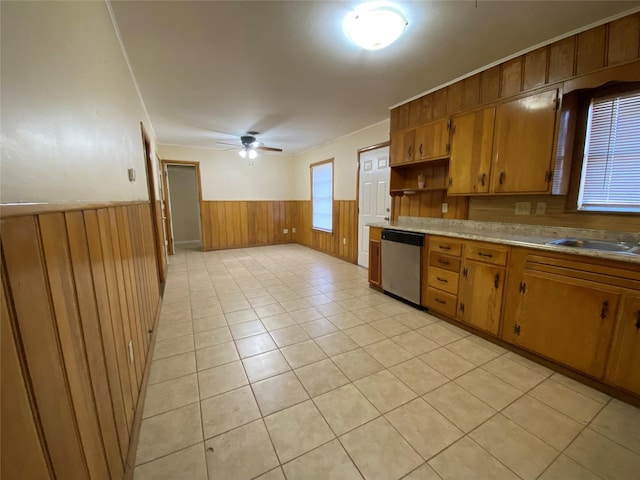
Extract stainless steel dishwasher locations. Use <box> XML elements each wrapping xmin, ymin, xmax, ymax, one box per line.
<box><xmin>381</xmin><ymin>229</ymin><xmax>425</xmax><ymax>305</ymax></box>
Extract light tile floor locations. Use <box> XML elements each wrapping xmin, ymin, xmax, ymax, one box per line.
<box><xmin>134</xmin><ymin>244</ymin><xmax>640</xmax><ymax>480</ymax></box>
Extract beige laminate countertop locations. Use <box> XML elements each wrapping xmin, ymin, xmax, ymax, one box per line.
<box><xmin>368</xmin><ymin>217</ymin><xmax>640</xmax><ymax>265</ymax></box>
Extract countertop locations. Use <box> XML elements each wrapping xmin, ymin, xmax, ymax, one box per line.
<box><xmin>368</xmin><ymin>217</ymin><xmax>640</xmax><ymax>265</ymax></box>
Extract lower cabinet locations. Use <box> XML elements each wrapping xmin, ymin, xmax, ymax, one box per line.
<box><xmin>606</xmin><ymin>295</ymin><xmax>640</xmax><ymax>394</ymax></box>
<box><xmin>510</xmin><ymin>270</ymin><xmax>620</xmax><ymax>378</ymax></box>
<box><xmin>368</xmin><ymin>227</ymin><xmax>382</xmax><ymax>287</ymax></box>
<box><xmin>458</xmin><ymin>242</ymin><xmax>508</xmax><ymax>336</ymax></box>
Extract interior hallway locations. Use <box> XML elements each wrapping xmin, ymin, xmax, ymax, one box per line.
<box><xmin>134</xmin><ymin>244</ymin><xmax>640</xmax><ymax>480</ymax></box>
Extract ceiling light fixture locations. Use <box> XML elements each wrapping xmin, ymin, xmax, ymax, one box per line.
<box><xmin>344</xmin><ymin>2</ymin><xmax>408</xmax><ymax>50</ymax></box>
<box><xmin>239</xmin><ymin>146</ymin><xmax>258</xmax><ymax>160</ymax></box>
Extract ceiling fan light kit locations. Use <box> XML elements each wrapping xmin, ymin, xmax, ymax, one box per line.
<box><xmin>233</xmin><ymin>132</ymin><xmax>283</xmax><ymax>160</ymax></box>
<box><xmin>344</xmin><ymin>2</ymin><xmax>408</xmax><ymax>50</ymax></box>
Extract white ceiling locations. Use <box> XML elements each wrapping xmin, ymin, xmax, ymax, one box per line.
<box><xmin>110</xmin><ymin>1</ymin><xmax>639</xmax><ymax>154</ymax></box>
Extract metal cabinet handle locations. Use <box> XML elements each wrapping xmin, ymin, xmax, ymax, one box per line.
<box><xmin>480</xmin><ymin>173</ymin><xmax>486</xmax><ymax>186</ymax></box>
<box><xmin>499</xmin><ymin>171</ymin><xmax>505</xmax><ymax>185</ymax></box>
<box><xmin>478</xmin><ymin>252</ymin><xmax>493</xmax><ymax>258</ymax></box>
<box><xmin>419</xmin><ymin>144</ymin><xmax>423</xmax><ymax>155</ymax></box>
<box><xmin>436</xmin><ymin>277</ymin><xmax>448</xmax><ymax>283</ymax></box>
<box><xmin>408</xmin><ymin>146</ymin><xmax>412</xmax><ymax>157</ymax></box>
<box><xmin>635</xmin><ymin>311</ymin><xmax>640</xmax><ymax>330</ymax></box>
<box><xmin>435</xmin><ymin>298</ymin><xmax>446</xmax><ymax>304</ymax></box>
<box><xmin>438</xmin><ymin>259</ymin><xmax>450</xmax><ymax>265</ymax></box>
<box><xmin>439</xmin><ymin>245</ymin><xmax>451</xmax><ymax>251</ymax></box>
<box><xmin>494</xmin><ymin>273</ymin><xmax>500</xmax><ymax>289</ymax></box>
<box><xmin>600</xmin><ymin>300</ymin><xmax>609</xmax><ymax>320</ymax></box>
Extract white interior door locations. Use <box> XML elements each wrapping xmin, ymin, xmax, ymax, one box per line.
<box><xmin>358</xmin><ymin>146</ymin><xmax>391</xmax><ymax>268</ymax></box>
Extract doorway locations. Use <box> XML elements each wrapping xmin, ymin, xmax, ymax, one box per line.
<box><xmin>162</xmin><ymin>161</ymin><xmax>203</xmax><ymax>254</ymax></box>
<box><xmin>357</xmin><ymin>143</ymin><xmax>391</xmax><ymax>268</ymax></box>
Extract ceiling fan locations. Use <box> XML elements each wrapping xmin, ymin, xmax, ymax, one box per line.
<box><xmin>217</xmin><ymin>131</ymin><xmax>283</xmax><ymax>159</ymax></box>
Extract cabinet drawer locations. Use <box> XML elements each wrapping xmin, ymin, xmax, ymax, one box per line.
<box><xmin>465</xmin><ymin>243</ymin><xmax>508</xmax><ymax>266</ymax></box>
<box><xmin>430</xmin><ymin>236</ymin><xmax>463</xmax><ymax>257</ymax></box>
<box><xmin>429</xmin><ymin>253</ymin><xmax>461</xmax><ymax>272</ymax></box>
<box><xmin>425</xmin><ymin>287</ymin><xmax>458</xmax><ymax>317</ymax></box>
<box><xmin>428</xmin><ymin>267</ymin><xmax>459</xmax><ymax>295</ymax></box>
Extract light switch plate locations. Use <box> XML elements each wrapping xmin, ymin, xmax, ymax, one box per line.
<box><xmin>441</xmin><ymin>203</ymin><xmax>448</xmax><ymax>213</ymax></box>
<box><xmin>292</xmin><ymin>227</ymin><xmax>296</xmax><ymax>233</ymax></box>
<box><xmin>515</xmin><ymin>202</ymin><xmax>531</xmax><ymax>215</ymax></box>
<box><xmin>283</xmin><ymin>228</ymin><xmax>289</xmax><ymax>234</ymax></box>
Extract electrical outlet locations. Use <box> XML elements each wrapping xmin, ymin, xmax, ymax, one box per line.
<box><xmin>515</xmin><ymin>202</ymin><xmax>531</xmax><ymax>215</ymax></box>
<box><xmin>128</xmin><ymin>168</ymin><xmax>136</xmax><ymax>182</ymax></box>
<box><xmin>283</xmin><ymin>228</ymin><xmax>289</xmax><ymax>234</ymax></box>
<box><xmin>441</xmin><ymin>203</ymin><xmax>448</xmax><ymax>213</ymax></box>
<box><xmin>343</xmin><ymin>238</ymin><xmax>347</xmax><ymax>245</ymax></box>
<box><xmin>292</xmin><ymin>227</ymin><xmax>296</xmax><ymax>233</ymax></box>
<box><xmin>535</xmin><ymin>202</ymin><xmax>547</xmax><ymax>215</ymax></box>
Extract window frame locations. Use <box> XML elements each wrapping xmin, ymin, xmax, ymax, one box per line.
<box><xmin>567</xmin><ymin>82</ymin><xmax>640</xmax><ymax>215</ymax></box>
<box><xmin>310</xmin><ymin>158</ymin><xmax>334</xmax><ymax>233</ymax></box>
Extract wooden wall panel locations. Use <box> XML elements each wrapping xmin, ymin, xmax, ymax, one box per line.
<box><xmin>1</xmin><ymin>215</ymin><xmax>89</xmax><ymax>479</ymax></box>
<box><xmin>468</xmin><ymin>195</ymin><xmax>640</xmax><ymax>232</ymax></box>
<box><xmin>548</xmin><ymin>36</ymin><xmax>576</xmax><ymax>83</ymax></box>
<box><xmin>523</xmin><ymin>47</ymin><xmax>548</xmax><ymax>90</ymax></box>
<box><xmin>1</xmin><ymin>267</ymin><xmax>52</xmax><ymax>480</ymax></box>
<box><xmin>84</xmin><ymin>210</ymin><xmax>131</xmax><ymax>460</ymax></box>
<box><xmin>481</xmin><ymin>65</ymin><xmax>501</xmax><ymax>103</ymax></box>
<box><xmin>576</xmin><ymin>25</ymin><xmax>607</xmax><ymax>75</ymax></box>
<box><xmin>607</xmin><ymin>13</ymin><xmax>640</xmax><ymax>66</ymax></box>
<box><xmin>500</xmin><ymin>57</ymin><xmax>523</xmax><ymax>97</ymax></box>
<box><xmin>0</xmin><ymin>203</ymin><xmax>161</xmax><ymax>480</ymax></box>
<box><xmin>201</xmin><ymin>201</ymin><xmax>299</xmax><ymax>251</ymax></box>
<box><xmin>67</xmin><ymin>211</ymin><xmax>125</xmax><ymax>477</ymax></box>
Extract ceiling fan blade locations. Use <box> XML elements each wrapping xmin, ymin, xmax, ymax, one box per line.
<box><xmin>216</xmin><ymin>141</ymin><xmax>242</xmax><ymax>147</ymax></box>
<box><xmin>258</xmin><ymin>146</ymin><xmax>283</xmax><ymax>152</ymax></box>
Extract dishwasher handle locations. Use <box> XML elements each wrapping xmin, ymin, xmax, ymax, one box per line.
<box><xmin>381</xmin><ymin>229</ymin><xmax>425</xmax><ymax>247</ymax></box>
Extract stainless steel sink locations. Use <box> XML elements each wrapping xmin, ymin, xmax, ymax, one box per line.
<box><xmin>546</xmin><ymin>238</ymin><xmax>640</xmax><ymax>255</ymax></box>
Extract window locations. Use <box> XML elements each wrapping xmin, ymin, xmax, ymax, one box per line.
<box><xmin>311</xmin><ymin>160</ymin><xmax>333</xmax><ymax>232</ymax></box>
<box><xmin>578</xmin><ymin>89</ymin><xmax>640</xmax><ymax>212</ymax></box>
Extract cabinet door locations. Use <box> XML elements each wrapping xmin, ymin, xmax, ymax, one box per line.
<box><xmin>415</xmin><ymin>119</ymin><xmax>449</xmax><ymax>161</ymax></box>
<box><xmin>458</xmin><ymin>261</ymin><xmax>504</xmax><ymax>335</ymax></box>
<box><xmin>449</xmin><ymin>108</ymin><xmax>495</xmax><ymax>194</ymax></box>
<box><xmin>492</xmin><ymin>89</ymin><xmax>558</xmax><ymax>193</ymax></box>
<box><xmin>390</xmin><ymin>132</ymin><xmax>404</xmax><ymax>166</ymax></box>
<box><xmin>606</xmin><ymin>295</ymin><xmax>640</xmax><ymax>395</ymax></box>
<box><xmin>403</xmin><ymin>129</ymin><xmax>416</xmax><ymax>163</ymax></box>
<box><xmin>514</xmin><ymin>270</ymin><xmax>620</xmax><ymax>378</ymax></box>
<box><xmin>368</xmin><ymin>240</ymin><xmax>381</xmax><ymax>286</ymax></box>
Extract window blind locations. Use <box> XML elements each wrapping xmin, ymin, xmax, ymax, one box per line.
<box><xmin>578</xmin><ymin>90</ymin><xmax>640</xmax><ymax>212</ymax></box>
<box><xmin>312</xmin><ymin>162</ymin><xmax>333</xmax><ymax>231</ymax></box>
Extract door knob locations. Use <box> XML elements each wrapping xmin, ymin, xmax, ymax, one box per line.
<box><xmin>384</xmin><ymin>216</ymin><xmax>390</xmax><ymax>221</ymax></box>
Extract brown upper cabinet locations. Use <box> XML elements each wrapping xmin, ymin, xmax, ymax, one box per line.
<box><xmin>491</xmin><ymin>88</ymin><xmax>560</xmax><ymax>194</ymax></box>
<box><xmin>449</xmin><ymin>88</ymin><xmax>560</xmax><ymax>195</ymax></box>
<box><xmin>448</xmin><ymin>107</ymin><xmax>496</xmax><ymax>194</ymax></box>
<box><xmin>391</xmin><ymin>120</ymin><xmax>450</xmax><ymax>166</ymax></box>
<box><xmin>415</xmin><ymin>119</ymin><xmax>450</xmax><ymax>162</ymax></box>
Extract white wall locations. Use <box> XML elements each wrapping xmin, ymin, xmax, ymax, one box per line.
<box><xmin>293</xmin><ymin>120</ymin><xmax>390</xmax><ymax>200</ymax></box>
<box><xmin>158</xmin><ymin>145</ymin><xmax>296</xmax><ymax>201</ymax></box>
<box><xmin>1</xmin><ymin>1</ymin><xmax>158</xmax><ymax>203</ymax></box>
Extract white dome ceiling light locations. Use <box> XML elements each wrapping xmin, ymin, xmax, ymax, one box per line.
<box><xmin>344</xmin><ymin>2</ymin><xmax>408</xmax><ymax>51</ymax></box>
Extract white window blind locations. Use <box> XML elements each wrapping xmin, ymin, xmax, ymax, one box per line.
<box><xmin>312</xmin><ymin>162</ymin><xmax>333</xmax><ymax>232</ymax></box>
<box><xmin>578</xmin><ymin>90</ymin><xmax>640</xmax><ymax>212</ymax></box>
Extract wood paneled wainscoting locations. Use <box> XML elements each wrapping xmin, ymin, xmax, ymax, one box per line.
<box><xmin>1</xmin><ymin>202</ymin><xmax>161</xmax><ymax>479</ymax></box>
<box><xmin>293</xmin><ymin>200</ymin><xmax>358</xmax><ymax>263</ymax></box>
<box><xmin>200</xmin><ymin>200</ymin><xmax>359</xmax><ymax>264</ymax></box>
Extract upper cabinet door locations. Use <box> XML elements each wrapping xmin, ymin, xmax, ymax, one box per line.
<box><xmin>449</xmin><ymin>107</ymin><xmax>495</xmax><ymax>194</ymax></box>
<box><xmin>402</xmin><ymin>129</ymin><xmax>416</xmax><ymax>163</ymax></box>
<box><xmin>390</xmin><ymin>131</ymin><xmax>404</xmax><ymax>166</ymax></box>
<box><xmin>492</xmin><ymin>89</ymin><xmax>559</xmax><ymax>193</ymax></box>
<box><xmin>415</xmin><ymin>119</ymin><xmax>450</xmax><ymax>161</ymax></box>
